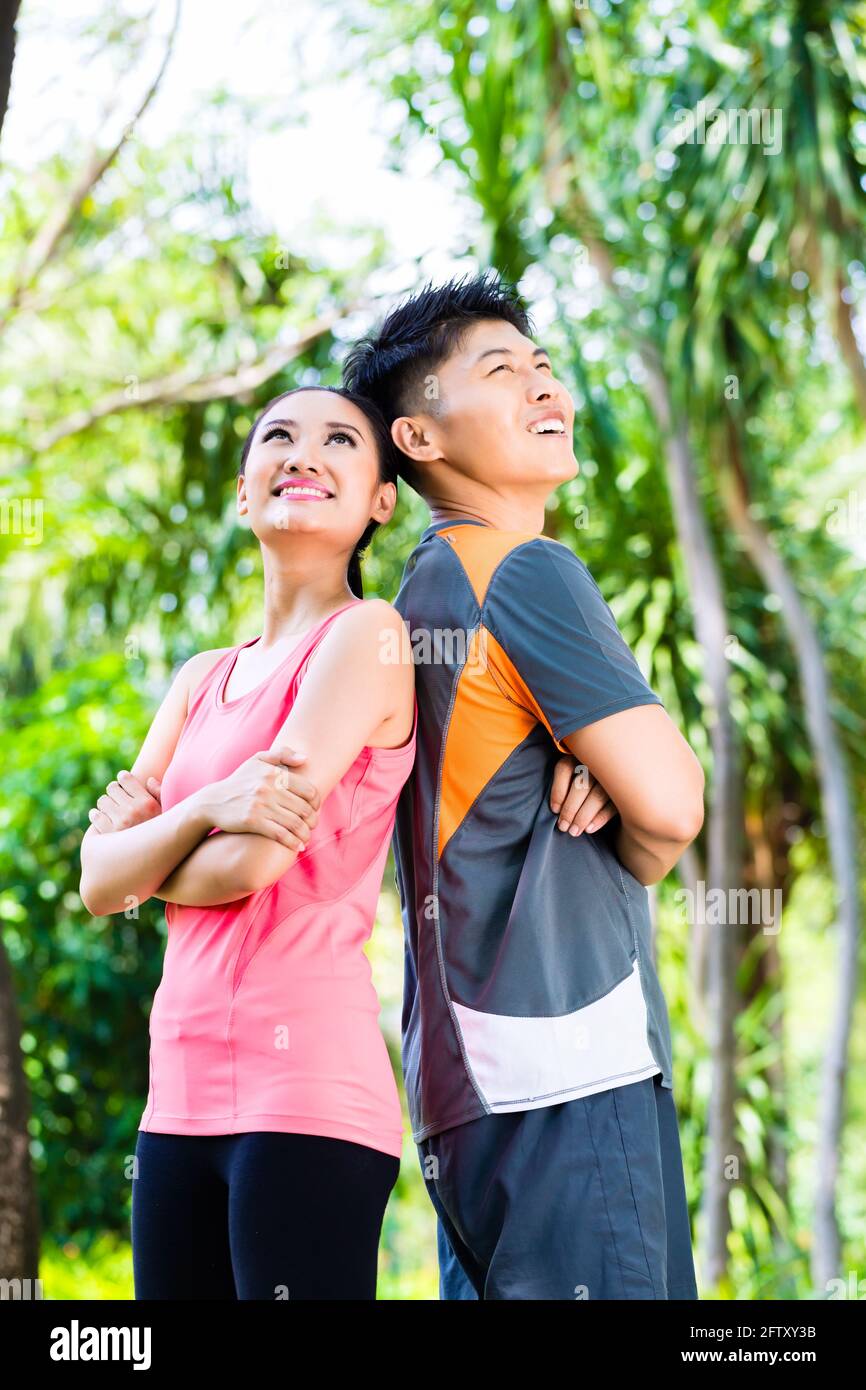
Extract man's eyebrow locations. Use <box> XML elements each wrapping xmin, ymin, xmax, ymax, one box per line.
<box><xmin>260</xmin><ymin>418</ymin><xmax>364</xmax><ymax>437</ymax></box>
<box><xmin>474</xmin><ymin>346</ymin><xmax>552</xmax><ymax>364</ymax></box>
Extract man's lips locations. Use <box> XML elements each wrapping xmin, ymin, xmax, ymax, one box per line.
<box><xmin>526</xmin><ymin>409</ymin><xmax>568</xmax><ymax>436</ymax></box>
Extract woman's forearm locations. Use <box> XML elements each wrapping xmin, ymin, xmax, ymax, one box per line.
<box><xmin>154</xmin><ymin>830</ymin><xmax>300</xmax><ymax>907</ymax></box>
<box><xmin>154</xmin><ymin>833</ymin><xmax>258</xmax><ymax>907</ymax></box>
<box><xmin>79</xmin><ymin>791</ymin><xmax>213</xmax><ymax>916</ymax></box>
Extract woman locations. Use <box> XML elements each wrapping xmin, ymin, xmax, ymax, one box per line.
<box><xmin>79</xmin><ymin>384</ymin><xmax>417</xmax><ymax>1300</ymax></box>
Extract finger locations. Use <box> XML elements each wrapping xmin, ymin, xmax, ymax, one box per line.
<box><xmin>585</xmin><ymin>801</ymin><xmax>616</xmax><ymax>834</ymax></box>
<box><xmin>549</xmin><ymin>755</ymin><xmax>577</xmax><ymax>813</ymax></box>
<box><xmin>88</xmin><ymin>808</ymin><xmax>112</xmax><ymax>832</ymax></box>
<box><xmin>272</xmin><ymin>810</ymin><xmax>312</xmax><ymax>843</ymax></box>
<box><xmin>145</xmin><ymin>777</ymin><xmax>162</xmax><ymax>802</ymax></box>
<box><xmin>562</xmin><ymin>785</ymin><xmax>611</xmax><ymax>836</ymax></box>
<box><xmin>272</xmin><ymin>768</ymin><xmax>320</xmax><ymax>809</ymax></box>
<box><xmin>554</xmin><ymin>765</ymin><xmax>595</xmax><ymax>830</ymax></box>
<box><xmin>105</xmin><ymin>777</ymin><xmax>135</xmax><ymax>807</ymax></box>
<box><xmin>117</xmin><ymin>770</ymin><xmax>147</xmax><ymax>800</ymax></box>
<box><xmin>258</xmin><ymin>748</ymin><xmax>307</xmax><ymax>766</ymax></box>
<box><xmin>274</xmin><ymin>790</ymin><xmax>319</xmax><ymax>825</ymax></box>
<box><xmin>260</xmin><ymin>818</ymin><xmax>307</xmax><ymax>852</ymax></box>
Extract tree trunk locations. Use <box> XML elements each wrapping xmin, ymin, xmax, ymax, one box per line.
<box><xmin>553</xmin><ymin>213</ymin><xmax>743</xmax><ymax>1288</ymax></box>
<box><xmin>641</xmin><ymin>371</ymin><xmax>742</xmax><ymax>1290</ymax></box>
<box><xmin>721</xmin><ymin>411</ymin><xmax>860</xmax><ymax>1289</ymax></box>
<box><xmin>0</xmin><ymin>938</ymin><xmax>40</xmax><ymax>1288</ymax></box>
<box><xmin>0</xmin><ymin>0</ymin><xmax>22</xmax><ymax>149</ymax></box>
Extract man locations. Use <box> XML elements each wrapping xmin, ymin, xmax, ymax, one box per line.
<box><xmin>343</xmin><ymin>271</ymin><xmax>705</xmax><ymax>1300</ymax></box>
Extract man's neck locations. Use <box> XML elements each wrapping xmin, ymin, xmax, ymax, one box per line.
<box><xmin>426</xmin><ymin>500</ymin><xmax>547</xmax><ymax>532</ymax></box>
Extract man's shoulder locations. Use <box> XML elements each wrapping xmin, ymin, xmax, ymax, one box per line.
<box><xmin>396</xmin><ymin>527</ymin><xmax>594</xmax><ymax>622</ymax></box>
<box><xmin>483</xmin><ymin>533</ymin><xmax>594</xmax><ymax>602</ymax></box>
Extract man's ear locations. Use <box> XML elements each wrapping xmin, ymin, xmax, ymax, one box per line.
<box><xmin>391</xmin><ymin>414</ymin><xmax>442</xmax><ymax>468</ymax></box>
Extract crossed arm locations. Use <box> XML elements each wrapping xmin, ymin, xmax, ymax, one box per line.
<box><xmin>79</xmin><ymin>602</ymin><xmax>415</xmax><ymax>916</ymax></box>
<box><xmin>557</xmin><ymin>704</ymin><xmax>705</xmax><ymax>885</ymax></box>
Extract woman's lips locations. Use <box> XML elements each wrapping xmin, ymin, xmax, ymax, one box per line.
<box><xmin>273</xmin><ymin>486</ymin><xmax>333</xmax><ymax>501</ymax></box>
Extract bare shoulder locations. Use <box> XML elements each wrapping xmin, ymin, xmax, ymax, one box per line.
<box><xmin>318</xmin><ymin>599</ymin><xmax>414</xmax><ymax>748</ymax></box>
<box><xmin>322</xmin><ymin>600</ymin><xmax>417</xmax><ymax>700</ymax></box>
<box><xmin>180</xmin><ymin>646</ymin><xmax>234</xmax><ymax>712</ymax></box>
<box><xmin>322</xmin><ymin>597</ymin><xmax>410</xmax><ymax>657</ymax></box>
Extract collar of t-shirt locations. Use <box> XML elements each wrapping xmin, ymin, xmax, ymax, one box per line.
<box><xmin>419</xmin><ymin>517</ymin><xmax>492</xmax><ymax>542</ymax></box>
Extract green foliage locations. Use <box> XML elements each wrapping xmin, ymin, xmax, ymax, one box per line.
<box><xmin>0</xmin><ymin>656</ymin><xmax>163</xmax><ymax>1241</ymax></box>
<box><xmin>2</xmin><ymin>0</ymin><xmax>865</xmax><ymax>1298</ymax></box>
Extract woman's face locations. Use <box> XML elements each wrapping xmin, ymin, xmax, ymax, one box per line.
<box><xmin>237</xmin><ymin>390</ymin><xmax>396</xmax><ymax>554</ymax></box>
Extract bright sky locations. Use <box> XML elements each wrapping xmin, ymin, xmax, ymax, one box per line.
<box><xmin>5</xmin><ymin>0</ymin><xmax>474</xmax><ymax>285</ymax></box>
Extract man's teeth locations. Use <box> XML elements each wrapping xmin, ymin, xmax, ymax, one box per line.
<box><xmin>529</xmin><ymin>421</ymin><xmax>565</xmax><ymax>434</ymax></box>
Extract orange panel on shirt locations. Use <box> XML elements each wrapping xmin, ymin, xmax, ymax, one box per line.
<box><xmin>435</xmin><ymin>523</ymin><xmax>540</xmax><ymax>606</ymax></box>
<box><xmin>438</xmin><ymin>625</ymin><xmax>566</xmax><ymax>859</ymax></box>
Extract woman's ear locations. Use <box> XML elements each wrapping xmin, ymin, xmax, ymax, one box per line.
<box><xmin>236</xmin><ymin>473</ymin><xmax>248</xmax><ymax>516</ymax></box>
<box><xmin>372</xmin><ymin>478</ymin><xmax>398</xmax><ymax>526</ymax></box>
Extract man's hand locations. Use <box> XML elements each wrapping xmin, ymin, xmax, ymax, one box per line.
<box><xmin>88</xmin><ymin>771</ymin><xmax>162</xmax><ymax>834</ymax></box>
<box><xmin>549</xmin><ymin>754</ymin><xmax>617</xmax><ymax>836</ymax></box>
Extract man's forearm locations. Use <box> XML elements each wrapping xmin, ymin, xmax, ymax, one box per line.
<box><xmin>615</xmin><ymin>819</ymin><xmax>695</xmax><ymax>887</ymax></box>
<box><xmin>80</xmin><ymin>792</ymin><xmax>212</xmax><ymax>916</ymax></box>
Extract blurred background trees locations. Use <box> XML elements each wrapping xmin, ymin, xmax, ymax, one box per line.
<box><xmin>1</xmin><ymin>0</ymin><xmax>864</xmax><ymax>1299</ymax></box>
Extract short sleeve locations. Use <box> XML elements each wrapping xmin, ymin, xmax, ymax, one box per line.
<box><xmin>483</xmin><ymin>540</ymin><xmax>663</xmax><ymax>753</ymax></box>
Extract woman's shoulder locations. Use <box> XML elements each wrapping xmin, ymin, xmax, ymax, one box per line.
<box><xmin>181</xmin><ymin>645</ymin><xmax>234</xmax><ymax>712</ymax></box>
<box><xmin>328</xmin><ymin>598</ymin><xmax>412</xmax><ymax>669</ymax></box>
<box><xmin>339</xmin><ymin>596</ymin><xmax>407</xmax><ymax>636</ymax></box>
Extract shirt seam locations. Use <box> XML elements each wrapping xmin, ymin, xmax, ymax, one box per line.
<box><xmin>483</xmin><ymin>539</ymin><xmax>655</xmax><ymax>717</ymax></box>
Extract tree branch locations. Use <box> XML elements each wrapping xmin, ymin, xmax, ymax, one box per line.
<box><xmin>0</xmin><ymin>0</ymin><xmax>182</xmax><ymax>329</ymax></box>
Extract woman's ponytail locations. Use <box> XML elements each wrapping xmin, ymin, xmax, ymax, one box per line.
<box><xmin>347</xmin><ymin>547</ymin><xmax>364</xmax><ymax>598</ymax></box>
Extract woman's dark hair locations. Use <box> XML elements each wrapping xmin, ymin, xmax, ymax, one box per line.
<box><xmin>238</xmin><ymin>384</ymin><xmax>400</xmax><ymax>599</ymax></box>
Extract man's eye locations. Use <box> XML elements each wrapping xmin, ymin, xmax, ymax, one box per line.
<box><xmin>489</xmin><ymin>363</ymin><xmax>512</xmax><ymax>374</ymax></box>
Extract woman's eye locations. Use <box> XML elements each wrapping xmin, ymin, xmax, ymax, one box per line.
<box><xmin>263</xmin><ymin>427</ymin><xmax>291</xmax><ymax>442</ymax></box>
<box><xmin>327</xmin><ymin>431</ymin><xmax>354</xmax><ymax>445</ymax></box>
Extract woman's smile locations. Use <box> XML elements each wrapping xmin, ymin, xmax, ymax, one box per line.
<box><xmin>271</xmin><ymin>480</ymin><xmax>335</xmax><ymax>501</ymax></box>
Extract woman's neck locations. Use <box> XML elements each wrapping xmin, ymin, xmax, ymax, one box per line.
<box><xmin>257</xmin><ymin>554</ymin><xmax>356</xmax><ymax>650</ymax></box>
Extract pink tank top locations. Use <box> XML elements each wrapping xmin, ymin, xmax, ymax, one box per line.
<box><xmin>139</xmin><ymin>599</ymin><xmax>417</xmax><ymax>1159</ymax></box>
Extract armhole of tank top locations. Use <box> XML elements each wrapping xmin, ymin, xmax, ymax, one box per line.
<box><xmin>185</xmin><ymin>647</ymin><xmax>234</xmax><ymax>717</ymax></box>
<box><xmin>298</xmin><ymin>610</ymin><xmax>416</xmax><ymax>757</ymax></box>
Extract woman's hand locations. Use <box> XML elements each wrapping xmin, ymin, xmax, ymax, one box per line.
<box><xmin>549</xmin><ymin>753</ymin><xmax>617</xmax><ymax>836</ymax></box>
<box><xmin>199</xmin><ymin>748</ymin><xmax>321</xmax><ymax>852</ymax></box>
<box><xmin>88</xmin><ymin>771</ymin><xmax>163</xmax><ymax>833</ymax></box>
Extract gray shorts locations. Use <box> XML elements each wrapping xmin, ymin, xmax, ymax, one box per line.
<box><xmin>418</xmin><ymin>1073</ymin><xmax>698</xmax><ymax>1300</ymax></box>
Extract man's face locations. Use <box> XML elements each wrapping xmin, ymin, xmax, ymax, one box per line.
<box><xmin>396</xmin><ymin>318</ymin><xmax>578</xmax><ymax>494</ymax></box>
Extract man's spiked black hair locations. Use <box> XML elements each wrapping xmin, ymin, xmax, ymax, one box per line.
<box><xmin>341</xmin><ymin>269</ymin><xmax>534</xmax><ymax>477</ymax></box>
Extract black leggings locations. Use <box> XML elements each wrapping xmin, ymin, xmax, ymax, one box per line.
<box><xmin>131</xmin><ymin>1130</ymin><xmax>400</xmax><ymax>1300</ymax></box>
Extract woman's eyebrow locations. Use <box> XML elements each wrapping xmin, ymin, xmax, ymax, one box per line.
<box><xmin>261</xmin><ymin>417</ymin><xmax>364</xmax><ymax>438</ymax></box>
